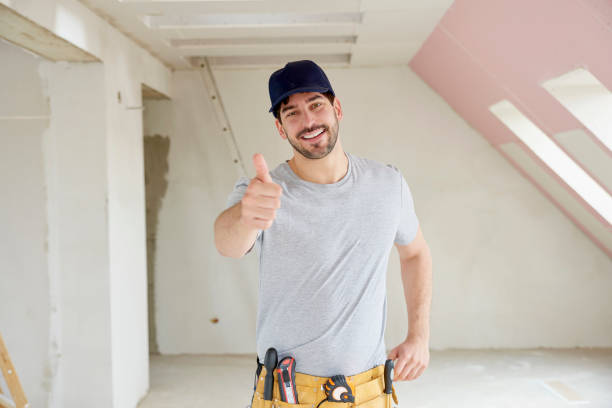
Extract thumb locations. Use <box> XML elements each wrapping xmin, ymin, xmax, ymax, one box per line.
<box><xmin>387</xmin><ymin>348</ymin><xmax>398</xmax><ymax>361</ymax></box>
<box><xmin>253</xmin><ymin>153</ymin><xmax>273</xmax><ymax>183</ymax></box>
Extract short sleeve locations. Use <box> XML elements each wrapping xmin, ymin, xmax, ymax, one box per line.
<box><xmin>388</xmin><ymin>166</ymin><xmax>419</xmax><ymax>245</ymax></box>
<box><xmin>225</xmin><ymin>176</ymin><xmax>263</xmax><ymax>254</ymax></box>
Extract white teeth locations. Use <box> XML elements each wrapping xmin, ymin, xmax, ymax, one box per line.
<box><xmin>303</xmin><ymin>129</ymin><xmax>324</xmax><ymax>139</ymax></box>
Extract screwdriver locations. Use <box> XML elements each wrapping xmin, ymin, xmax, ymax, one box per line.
<box><xmin>263</xmin><ymin>347</ymin><xmax>278</xmax><ymax>401</ymax></box>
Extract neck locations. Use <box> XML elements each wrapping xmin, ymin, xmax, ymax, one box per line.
<box><xmin>288</xmin><ymin>145</ymin><xmax>348</xmax><ymax>184</ymax></box>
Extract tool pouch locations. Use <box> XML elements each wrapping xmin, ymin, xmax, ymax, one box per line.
<box><xmin>250</xmin><ymin>365</ymin><xmax>399</xmax><ymax>408</ymax></box>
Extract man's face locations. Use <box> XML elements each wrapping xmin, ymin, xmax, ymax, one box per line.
<box><xmin>274</xmin><ymin>92</ymin><xmax>342</xmax><ymax>160</ymax></box>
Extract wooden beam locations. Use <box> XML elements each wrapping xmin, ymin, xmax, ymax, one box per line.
<box><xmin>0</xmin><ymin>3</ymin><xmax>99</xmax><ymax>62</ymax></box>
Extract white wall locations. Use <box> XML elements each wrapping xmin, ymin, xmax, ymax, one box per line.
<box><xmin>145</xmin><ymin>71</ymin><xmax>259</xmax><ymax>354</ymax></box>
<box><xmin>0</xmin><ymin>39</ymin><xmax>113</xmax><ymax>408</ymax></box>
<box><xmin>40</xmin><ymin>60</ymin><xmax>112</xmax><ymax>408</ymax></box>
<box><xmin>152</xmin><ymin>65</ymin><xmax>612</xmax><ymax>355</ymax></box>
<box><xmin>0</xmin><ymin>40</ymin><xmax>116</xmax><ymax>407</ymax></box>
<box><xmin>0</xmin><ymin>40</ymin><xmax>51</xmax><ymax>408</ymax></box>
<box><xmin>103</xmin><ymin>34</ymin><xmax>151</xmax><ymax>408</ymax></box>
<box><xmin>2</xmin><ymin>0</ymin><xmax>172</xmax><ymax>406</ymax></box>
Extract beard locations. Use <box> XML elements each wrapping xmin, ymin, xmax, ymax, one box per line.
<box><xmin>284</xmin><ymin>114</ymin><xmax>340</xmax><ymax>160</ymax></box>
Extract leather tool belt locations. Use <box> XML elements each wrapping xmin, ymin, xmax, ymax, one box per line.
<box><xmin>250</xmin><ymin>359</ymin><xmax>399</xmax><ymax>408</ymax></box>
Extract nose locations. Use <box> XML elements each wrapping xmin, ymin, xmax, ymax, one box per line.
<box><xmin>302</xmin><ymin>107</ymin><xmax>318</xmax><ymax>129</ymax></box>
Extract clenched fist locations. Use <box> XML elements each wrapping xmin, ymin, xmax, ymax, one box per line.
<box><xmin>240</xmin><ymin>153</ymin><xmax>283</xmax><ymax>231</ymax></box>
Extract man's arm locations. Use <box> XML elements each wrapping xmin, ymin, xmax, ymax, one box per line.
<box><xmin>214</xmin><ymin>202</ymin><xmax>260</xmax><ymax>258</ymax></box>
<box><xmin>396</xmin><ymin>226</ymin><xmax>432</xmax><ymax>342</ymax></box>
<box><xmin>215</xmin><ymin>153</ymin><xmax>281</xmax><ymax>259</ymax></box>
<box><xmin>387</xmin><ymin>225</ymin><xmax>432</xmax><ymax>382</ymax></box>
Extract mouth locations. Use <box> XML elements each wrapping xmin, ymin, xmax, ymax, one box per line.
<box><xmin>301</xmin><ymin>128</ymin><xmax>325</xmax><ymax>142</ymax></box>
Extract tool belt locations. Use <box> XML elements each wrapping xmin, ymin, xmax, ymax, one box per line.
<box><xmin>250</xmin><ymin>358</ymin><xmax>399</xmax><ymax>408</ymax></box>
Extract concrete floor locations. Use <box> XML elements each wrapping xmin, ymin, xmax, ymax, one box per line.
<box><xmin>137</xmin><ymin>349</ymin><xmax>612</xmax><ymax>408</ymax></box>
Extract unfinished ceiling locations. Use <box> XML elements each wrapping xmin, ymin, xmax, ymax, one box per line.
<box><xmin>77</xmin><ymin>0</ymin><xmax>454</xmax><ymax>69</ymax></box>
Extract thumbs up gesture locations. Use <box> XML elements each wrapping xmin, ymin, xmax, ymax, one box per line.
<box><xmin>240</xmin><ymin>153</ymin><xmax>283</xmax><ymax>231</ymax></box>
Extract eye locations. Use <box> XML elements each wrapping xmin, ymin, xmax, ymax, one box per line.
<box><xmin>311</xmin><ymin>102</ymin><xmax>322</xmax><ymax>109</ymax></box>
<box><xmin>286</xmin><ymin>111</ymin><xmax>296</xmax><ymax>117</ymax></box>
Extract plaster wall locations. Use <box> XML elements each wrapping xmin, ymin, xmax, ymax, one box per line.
<box><xmin>142</xmin><ymin>128</ymin><xmax>171</xmax><ymax>355</ymax></box>
<box><xmin>152</xmin><ymin>66</ymin><xmax>612</xmax><ymax>354</ymax></box>
<box><xmin>1</xmin><ymin>0</ymin><xmax>173</xmax><ymax>406</ymax></box>
<box><xmin>39</xmin><ymin>60</ymin><xmax>112</xmax><ymax>408</ymax></box>
<box><xmin>0</xmin><ymin>40</ymin><xmax>51</xmax><ymax>408</ymax></box>
<box><xmin>104</xmin><ymin>41</ymin><xmax>151</xmax><ymax>408</ymax></box>
<box><xmin>0</xmin><ymin>39</ymin><xmax>114</xmax><ymax>408</ymax></box>
<box><xmin>145</xmin><ymin>71</ymin><xmax>257</xmax><ymax>354</ymax></box>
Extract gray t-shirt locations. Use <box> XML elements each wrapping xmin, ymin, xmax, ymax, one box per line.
<box><xmin>225</xmin><ymin>151</ymin><xmax>419</xmax><ymax>377</ymax></box>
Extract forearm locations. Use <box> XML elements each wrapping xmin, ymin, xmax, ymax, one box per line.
<box><xmin>400</xmin><ymin>246</ymin><xmax>432</xmax><ymax>341</ymax></box>
<box><xmin>214</xmin><ymin>202</ymin><xmax>259</xmax><ymax>258</ymax></box>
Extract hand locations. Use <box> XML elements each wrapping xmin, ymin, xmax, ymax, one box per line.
<box><xmin>387</xmin><ymin>335</ymin><xmax>430</xmax><ymax>382</ymax></box>
<box><xmin>240</xmin><ymin>153</ymin><xmax>283</xmax><ymax>231</ymax></box>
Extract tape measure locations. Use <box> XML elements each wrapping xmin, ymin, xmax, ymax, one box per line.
<box><xmin>316</xmin><ymin>375</ymin><xmax>355</xmax><ymax>407</ymax></box>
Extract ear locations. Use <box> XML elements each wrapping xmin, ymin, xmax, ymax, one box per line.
<box><xmin>333</xmin><ymin>97</ymin><xmax>343</xmax><ymax>121</ymax></box>
<box><xmin>274</xmin><ymin>118</ymin><xmax>287</xmax><ymax>140</ymax></box>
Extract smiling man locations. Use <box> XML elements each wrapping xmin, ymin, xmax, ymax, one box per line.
<box><xmin>214</xmin><ymin>60</ymin><xmax>432</xmax><ymax>408</ymax></box>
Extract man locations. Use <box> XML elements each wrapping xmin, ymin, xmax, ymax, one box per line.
<box><xmin>214</xmin><ymin>60</ymin><xmax>432</xmax><ymax>407</ymax></box>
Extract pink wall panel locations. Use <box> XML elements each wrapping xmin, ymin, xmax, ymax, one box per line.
<box><xmin>437</xmin><ymin>0</ymin><xmax>612</xmax><ymax>136</ymax></box>
<box><xmin>582</xmin><ymin>0</ymin><xmax>612</xmax><ymax>33</ymax></box>
<box><xmin>410</xmin><ymin>28</ymin><xmax>516</xmax><ymax>145</ymax></box>
<box><xmin>409</xmin><ymin>0</ymin><xmax>612</xmax><ymax>256</ymax></box>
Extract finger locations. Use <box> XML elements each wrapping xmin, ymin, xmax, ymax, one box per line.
<box><xmin>245</xmin><ymin>207</ymin><xmax>275</xmax><ymax>220</ymax></box>
<box><xmin>253</xmin><ymin>153</ymin><xmax>273</xmax><ymax>183</ymax></box>
<box><xmin>413</xmin><ymin>365</ymin><xmax>426</xmax><ymax>380</ymax></box>
<box><xmin>245</xmin><ymin>217</ymin><xmax>273</xmax><ymax>230</ymax></box>
<box><xmin>243</xmin><ymin>194</ymin><xmax>280</xmax><ymax>210</ymax></box>
<box><xmin>393</xmin><ymin>359</ymin><xmax>407</xmax><ymax>381</ymax></box>
<box><xmin>405</xmin><ymin>363</ymin><xmax>420</xmax><ymax>381</ymax></box>
<box><xmin>397</xmin><ymin>360</ymin><xmax>415</xmax><ymax>381</ymax></box>
<box><xmin>250</xmin><ymin>180</ymin><xmax>282</xmax><ymax>198</ymax></box>
<box><xmin>257</xmin><ymin>196</ymin><xmax>281</xmax><ymax>209</ymax></box>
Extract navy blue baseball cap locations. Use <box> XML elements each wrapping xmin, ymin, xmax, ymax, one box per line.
<box><xmin>268</xmin><ymin>60</ymin><xmax>335</xmax><ymax>114</ymax></box>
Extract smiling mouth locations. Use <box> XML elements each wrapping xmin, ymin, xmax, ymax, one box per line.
<box><xmin>301</xmin><ymin>128</ymin><xmax>325</xmax><ymax>140</ymax></box>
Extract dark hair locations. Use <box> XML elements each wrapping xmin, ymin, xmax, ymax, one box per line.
<box><xmin>273</xmin><ymin>91</ymin><xmax>335</xmax><ymax>123</ymax></box>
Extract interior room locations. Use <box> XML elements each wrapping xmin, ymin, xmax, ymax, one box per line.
<box><xmin>0</xmin><ymin>0</ymin><xmax>611</xmax><ymax>407</ymax></box>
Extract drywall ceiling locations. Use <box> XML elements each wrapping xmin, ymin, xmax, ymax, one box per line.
<box><xmin>77</xmin><ymin>0</ymin><xmax>454</xmax><ymax>69</ymax></box>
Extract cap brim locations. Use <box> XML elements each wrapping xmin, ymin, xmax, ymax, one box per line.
<box><xmin>268</xmin><ymin>86</ymin><xmax>332</xmax><ymax>113</ymax></box>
